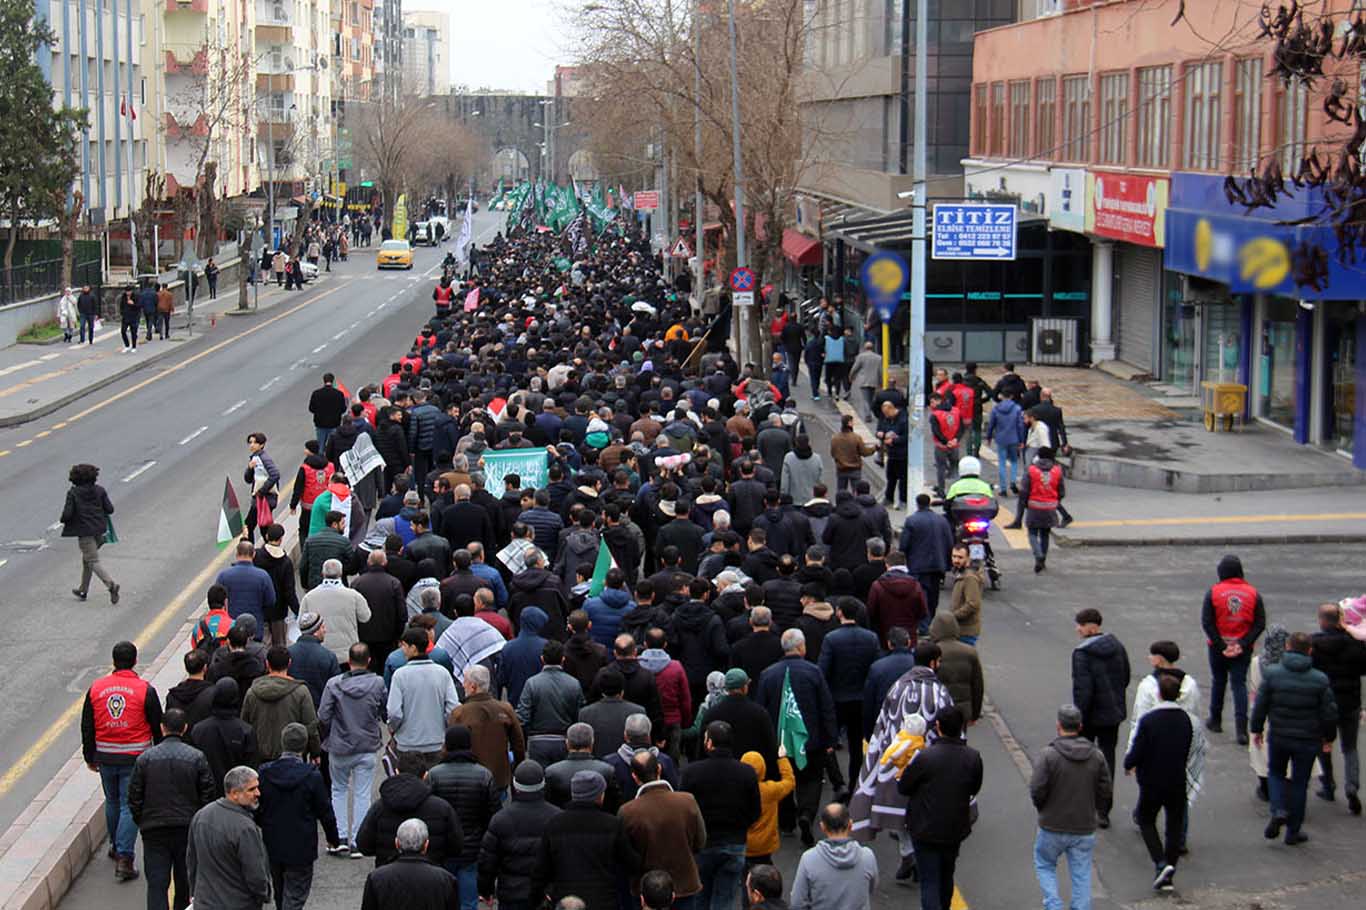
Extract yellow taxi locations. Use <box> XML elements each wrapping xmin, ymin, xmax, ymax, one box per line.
<box><xmin>376</xmin><ymin>239</ymin><xmax>414</xmax><ymax>269</ymax></box>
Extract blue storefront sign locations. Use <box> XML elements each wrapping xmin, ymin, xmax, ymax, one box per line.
<box><xmin>1165</xmin><ymin>173</ymin><xmax>1366</xmax><ymax>301</ymax></box>
<box><xmin>931</xmin><ymin>204</ymin><xmax>1017</xmax><ymax>260</ymax></box>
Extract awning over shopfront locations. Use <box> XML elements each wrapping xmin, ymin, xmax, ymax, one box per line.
<box><xmin>1165</xmin><ymin>172</ymin><xmax>1366</xmax><ymax>301</ymax></box>
<box><xmin>782</xmin><ymin>229</ymin><xmax>821</xmax><ymax>266</ymax></box>
<box><xmin>827</xmin><ymin>210</ymin><xmax>916</xmax><ymax>252</ymax></box>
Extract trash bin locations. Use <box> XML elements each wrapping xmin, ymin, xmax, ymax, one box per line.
<box><xmin>1200</xmin><ymin>381</ymin><xmax>1247</xmax><ymax>432</ymax></box>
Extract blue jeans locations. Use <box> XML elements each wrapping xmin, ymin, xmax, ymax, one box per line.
<box><xmin>79</xmin><ymin>313</ymin><xmax>96</xmax><ymax>343</ymax></box>
<box><xmin>315</xmin><ymin>426</ymin><xmax>333</xmax><ymax>448</ymax></box>
<box><xmin>99</xmin><ymin>764</ymin><xmax>138</xmax><ymax>858</ymax></box>
<box><xmin>329</xmin><ymin>751</ymin><xmax>377</xmax><ymax>843</ymax></box>
<box><xmin>695</xmin><ymin>843</ymin><xmax>745</xmax><ymax>910</ymax></box>
<box><xmin>959</xmin><ymin>634</ymin><xmax>978</xmax><ymax>647</ymax></box>
<box><xmin>911</xmin><ymin>840</ymin><xmax>959</xmax><ymax>910</ymax></box>
<box><xmin>995</xmin><ymin>443</ymin><xmax>1019</xmax><ymax>491</ymax></box>
<box><xmin>1267</xmin><ymin>737</ymin><xmax>1319</xmax><ymax>835</ymax></box>
<box><xmin>1033</xmin><ymin>828</ymin><xmax>1094</xmax><ymax>910</ymax></box>
<box><xmin>1207</xmin><ymin>647</ymin><xmax>1251</xmax><ymax>730</ymax></box>
<box><xmin>443</xmin><ymin>861</ymin><xmax>478</xmax><ymax>910</ymax></box>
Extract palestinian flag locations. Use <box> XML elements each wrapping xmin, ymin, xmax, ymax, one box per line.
<box><xmin>587</xmin><ymin>538</ymin><xmax>617</xmax><ymax>597</ymax></box>
<box><xmin>217</xmin><ymin>477</ymin><xmax>243</xmax><ymax>547</ymax></box>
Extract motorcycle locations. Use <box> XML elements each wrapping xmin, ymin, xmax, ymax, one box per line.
<box><xmin>944</xmin><ymin>492</ymin><xmax>1003</xmax><ymax>590</ymax></box>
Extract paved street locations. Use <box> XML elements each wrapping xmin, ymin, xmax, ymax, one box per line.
<box><xmin>0</xmin><ymin>210</ymin><xmax>502</xmax><ymax>835</ymax></box>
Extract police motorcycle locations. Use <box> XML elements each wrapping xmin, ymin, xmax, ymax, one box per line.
<box><xmin>939</xmin><ymin>456</ymin><xmax>1002</xmax><ymax>590</ymax></box>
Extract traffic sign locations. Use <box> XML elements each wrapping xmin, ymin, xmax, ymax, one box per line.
<box><xmin>861</xmin><ymin>251</ymin><xmax>909</xmax><ymax>322</ymax></box>
<box><xmin>634</xmin><ymin>190</ymin><xmax>660</xmax><ymax>211</ymax></box>
<box><xmin>932</xmin><ymin>203</ymin><xmax>1018</xmax><ymax>260</ymax></box>
<box><xmin>670</xmin><ymin>237</ymin><xmax>691</xmax><ymax>258</ymax></box>
<box><xmin>733</xmin><ymin>291</ymin><xmax>755</xmax><ymax>307</ymax></box>
<box><xmin>729</xmin><ymin>266</ymin><xmax>757</xmax><ymax>292</ymax></box>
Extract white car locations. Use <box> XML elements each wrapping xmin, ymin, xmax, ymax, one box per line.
<box><xmin>412</xmin><ymin>221</ymin><xmax>438</xmax><ymax>246</ymax></box>
<box><xmin>428</xmin><ymin>216</ymin><xmax>451</xmax><ymax>240</ymax></box>
<box><xmin>298</xmin><ymin>258</ymin><xmax>319</xmax><ymax>282</ymax></box>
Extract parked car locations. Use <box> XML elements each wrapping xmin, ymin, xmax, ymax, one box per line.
<box><xmin>412</xmin><ymin>221</ymin><xmax>437</xmax><ymax>246</ymax></box>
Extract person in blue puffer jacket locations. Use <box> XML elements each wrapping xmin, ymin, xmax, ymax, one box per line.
<box><xmin>582</xmin><ymin>571</ymin><xmax>637</xmax><ymax>647</ymax></box>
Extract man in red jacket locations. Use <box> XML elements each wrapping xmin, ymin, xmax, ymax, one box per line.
<box><xmin>867</xmin><ymin>551</ymin><xmax>929</xmax><ymax>646</ymax></box>
<box><xmin>82</xmin><ymin>641</ymin><xmax>165</xmax><ymax>881</ymax></box>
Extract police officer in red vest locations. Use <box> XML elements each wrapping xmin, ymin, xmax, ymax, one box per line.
<box><xmin>928</xmin><ymin>392</ymin><xmax>961</xmax><ymax>496</ymax></box>
<box><xmin>82</xmin><ymin>640</ymin><xmax>165</xmax><ymax>881</ymax></box>
<box><xmin>1200</xmin><ymin>554</ymin><xmax>1266</xmax><ymax>744</ymax></box>
<box><xmin>433</xmin><ymin>278</ymin><xmax>456</xmax><ymax>317</ymax></box>
<box><xmin>1018</xmin><ymin>446</ymin><xmax>1065</xmax><ymax>573</ymax></box>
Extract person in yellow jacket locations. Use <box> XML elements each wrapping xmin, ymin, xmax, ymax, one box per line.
<box><xmin>741</xmin><ymin>745</ymin><xmax>796</xmax><ymax>864</ymax></box>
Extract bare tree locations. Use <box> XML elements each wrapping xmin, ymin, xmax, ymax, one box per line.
<box><xmin>351</xmin><ymin>97</ymin><xmax>443</xmax><ymax>225</ymax></box>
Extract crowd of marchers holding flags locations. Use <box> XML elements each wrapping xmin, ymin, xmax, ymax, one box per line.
<box><xmin>63</xmin><ymin>182</ymin><xmax>1366</xmax><ymax>910</ymax></box>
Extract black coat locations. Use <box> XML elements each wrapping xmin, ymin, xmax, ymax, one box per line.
<box><xmin>1311</xmin><ymin>627</ymin><xmax>1366</xmax><ymax>716</ymax></box>
<box><xmin>898</xmin><ymin>737</ymin><xmax>983</xmax><ymax>846</ymax></box>
<box><xmin>1122</xmin><ymin>705</ymin><xmax>1192</xmax><ymax>797</ymax></box>
<box><xmin>353</xmin><ymin>566</ymin><xmax>408</xmax><ymax>647</ymax></box>
<box><xmin>726</xmin><ymin>479</ymin><xmax>768</xmax><ymax>534</ymax></box>
<box><xmin>668</xmin><ymin>600</ymin><xmax>730</xmax><ymax>692</ymax></box>
<box><xmin>680</xmin><ymin>748</ymin><xmax>762</xmax><ymax>846</ymax></box>
<box><xmin>258</xmin><ymin>754</ymin><xmax>339</xmax><ymax>865</ymax></box>
<box><xmin>729</xmin><ymin>630</ymin><xmax>785</xmax><ymax>687</ymax></box>
<box><xmin>60</xmin><ymin>482</ymin><xmax>113</xmax><ymax>539</ymax></box>
<box><xmin>361</xmin><ymin>854</ymin><xmax>459</xmax><ymax>910</ymax></box>
<box><xmin>252</xmin><ymin>547</ymin><xmax>299</xmax><ymax>622</ymax></box>
<box><xmin>822</xmin><ymin>499</ymin><xmax>869</xmax><ymax>571</ymax></box>
<box><xmin>478</xmin><ymin>792</ymin><xmax>562</xmax><ymax>903</ymax></box>
<box><xmin>438</xmin><ymin>501</ymin><xmax>496</xmax><ymax>555</ymax></box>
<box><xmin>761</xmin><ymin>578</ymin><xmax>803</xmax><ymax>632</ymax></box>
<box><xmin>426</xmin><ymin>756</ymin><xmax>502</xmax><ymax>866</ymax></box>
<box><xmin>356</xmin><ymin>774</ymin><xmax>463</xmax><ymax>867</ymax></box>
<box><xmin>374</xmin><ymin>421</ymin><xmax>411</xmax><ymax>474</ymax></box>
<box><xmin>188</xmin><ymin>680</ymin><xmax>260</xmax><ymax>798</ymax></box>
<box><xmin>531</xmin><ymin>801</ymin><xmax>640</xmax><ymax>910</ymax></box>
<box><xmin>740</xmin><ymin>547</ymin><xmax>781</xmax><ymax>585</ymax></box>
<box><xmin>1071</xmin><ymin>633</ymin><xmax>1131</xmax><ymax>728</ymax></box>
<box><xmin>127</xmin><ymin>736</ymin><xmax>215</xmax><ymax>833</ymax></box>
<box><xmin>656</xmin><ymin>518</ymin><xmax>707</xmax><ymax>575</ymax></box>
<box><xmin>310</xmin><ymin>385</ymin><xmax>348</xmax><ymax>430</ymax></box>
<box><xmin>1250</xmin><ymin>652</ymin><xmax>1340</xmax><ymax>745</ymax></box>
<box><xmin>702</xmin><ymin>694</ymin><xmax>780</xmax><ymax>781</ymax></box>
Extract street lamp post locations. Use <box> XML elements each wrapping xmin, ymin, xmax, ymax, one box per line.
<box><xmin>726</xmin><ymin>0</ymin><xmax>749</xmax><ymax>366</ymax></box>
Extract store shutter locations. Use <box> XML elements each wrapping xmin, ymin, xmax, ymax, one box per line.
<box><xmin>1116</xmin><ymin>245</ymin><xmax>1159</xmax><ymax>372</ymax></box>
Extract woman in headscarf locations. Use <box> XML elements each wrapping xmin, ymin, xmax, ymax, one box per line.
<box><xmin>58</xmin><ymin>287</ymin><xmax>79</xmax><ymax>342</ymax></box>
<box><xmin>681</xmin><ymin>669</ymin><xmax>727</xmax><ymax>757</ymax></box>
<box><xmin>1247</xmin><ymin>623</ymin><xmax>1289</xmax><ymax>801</ymax></box>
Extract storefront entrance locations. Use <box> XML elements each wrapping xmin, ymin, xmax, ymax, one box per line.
<box><xmin>1257</xmin><ymin>297</ymin><xmax>1301</xmax><ymax>430</ymax></box>
<box><xmin>1325</xmin><ymin>307</ymin><xmax>1359</xmax><ymax>454</ymax></box>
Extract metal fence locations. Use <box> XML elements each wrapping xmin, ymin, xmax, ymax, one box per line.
<box><xmin>0</xmin><ymin>258</ymin><xmax>102</xmax><ymax>307</ymax></box>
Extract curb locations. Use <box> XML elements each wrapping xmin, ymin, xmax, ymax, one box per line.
<box><xmin>0</xmin><ymin>281</ymin><xmax>313</xmax><ymax>429</ymax></box>
<box><xmin>1055</xmin><ymin>532</ymin><xmax>1366</xmax><ymax>548</ymax></box>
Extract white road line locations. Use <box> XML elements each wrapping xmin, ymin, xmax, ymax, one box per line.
<box><xmin>332</xmin><ymin>330</ymin><xmax>346</xmax><ymax>340</ymax></box>
<box><xmin>179</xmin><ymin>426</ymin><xmax>209</xmax><ymax>445</ymax></box>
<box><xmin>0</xmin><ymin>359</ymin><xmax>42</xmax><ymax>377</ymax></box>
<box><xmin>121</xmin><ymin>460</ymin><xmax>157</xmax><ymax>483</ymax></box>
<box><xmin>0</xmin><ymin>559</ymin><xmax>7</xmax><ymax>570</ymax></box>
<box><xmin>259</xmin><ymin>376</ymin><xmax>282</xmax><ymax>392</ymax></box>
<box><xmin>312</xmin><ymin>343</ymin><xmax>328</xmax><ymax>353</ymax></box>
<box><xmin>47</xmin><ymin>521</ymin><xmax>62</xmax><ymax>532</ymax></box>
<box><xmin>349</xmin><ymin>322</ymin><xmax>359</xmax><ymax>330</ymax></box>
<box><xmin>39</xmin><ymin>353</ymin><xmax>62</xmax><ymax>361</ymax></box>
<box><xmin>222</xmin><ymin>399</ymin><xmax>247</xmax><ymax>415</ymax></box>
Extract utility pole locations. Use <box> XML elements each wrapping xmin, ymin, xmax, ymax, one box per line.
<box><xmin>693</xmin><ymin>0</ymin><xmax>704</xmax><ymax>316</ymax></box>
<box><xmin>907</xmin><ymin>0</ymin><xmax>928</xmax><ymax>495</ymax></box>
<box><xmin>726</xmin><ymin>0</ymin><xmax>749</xmax><ymax>367</ymax></box>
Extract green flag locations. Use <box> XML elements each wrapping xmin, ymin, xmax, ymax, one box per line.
<box><xmin>587</xmin><ymin>538</ymin><xmax>615</xmax><ymax>597</ymax></box>
<box><xmin>778</xmin><ymin>668</ymin><xmax>810</xmax><ymax>769</ymax></box>
<box><xmin>217</xmin><ymin>477</ymin><xmax>243</xmax><ymax>547</ymax></box>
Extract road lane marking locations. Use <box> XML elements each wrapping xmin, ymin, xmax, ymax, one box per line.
<box><xmin>259</xmin><ymin>376</ymin><xmax>282</xmax><ymax>392</ymax></box>
<box><xmin>34</xmin><ymin>430</ymin><xmax>50</xmax><ymax>438</ymax></box>
<box><xmin>0</xmin><ymin>359</ymin><xmax>42</xmax><ymax>377</ymax></box>
<box><xmin>39</xmin><ymin>353</ymin><xmax>62</xmax><ymax>361</ymax></box>
<box><xmin>16</xmin><ymin>440</ymin><xmax>32</xmax><ymax>448</ymax></box>
<box><xmin>223</xmin><ymin>400</ymin><xmax>247</xmax><ymax>415</ymax></box>
<box><xmin>121</xmin><ymin>460</ymin><xmax>156</xmax><ymax>482</ymax></box>
<box><xmin>332</xmin><ymin>330</ymin><xmax>346</xmax><ymax>340</ymax></box>
<box><xmin>52</xmin><ymin>421</ymin><xmax>67</xmax><ymax>429</ymax></box>
<box><xmin>0</xmin><ymin>472</ymin><xmax>299</xmax><ymax>799</ymax></box>
<box><xmin>178</xmin><ymin>426</ymin><xmax>208</xmax><ymax>445</ymax></box>
<box><xmin>0</xmin><ymin>450</ymin><xmax>10</xmax><ymax>457</ymax></box>
<box><xmin>312</xmin><ymin>343</ymin><xmax>328</xmax><ymax>353</ymax></box>
<box><xmin>0</xmin><ymin>559</ymin><xmax>7</xmax><ymax>570</ymax></box>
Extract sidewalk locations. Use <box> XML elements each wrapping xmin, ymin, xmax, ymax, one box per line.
<box><xmin>0</xmin><ymin>276</ymin><xmax>322</xmax><ymax>428</ymax></box>
<box><xmin>792</xmin><ymin>372</ymin><xmax>1366</xmax><ymax>547</ymax></box>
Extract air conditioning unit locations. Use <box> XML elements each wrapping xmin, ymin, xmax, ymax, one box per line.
<box><xmin>1030</xmin><ymin>317</ymin><xmax>1081</xmax><ymax>365</ymax></box>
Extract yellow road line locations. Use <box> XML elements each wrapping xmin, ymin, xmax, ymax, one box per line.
<box><xmin>0</xmin><ymin>450</ymin><xmax>9</xmax><ymax>457</ymax></box>
<box><xmin>994</xmin><ymin>503</ymin><xmax>1026</xmax><ymax>550</ymax></box>
<box><xmin>0</xmin><ymin>475</ymin><xmax>297</xmax><ymax>798</ymax></box>
<box><xmin>1070</xmin><ymin>512</ymin><xmax>1366</xmax><ymax>529</ymax></box>
<box><xmin>15</xmin><ymin>440</ymin><xmax>31</xmax><ymax>447</ymax></box>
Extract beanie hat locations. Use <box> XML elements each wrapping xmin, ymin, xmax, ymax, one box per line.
<box><xmin>570</xmin><ymin>769</ymin><xmax>607</xmax><ymax>801</ymax></box>
<box><xmin>281</xmin><ymin>722</ymin><xmax>308</xmax><ymax>754</ymax></box>
<box><xmin>513</xmin><ymin>760</ymin><xmax>545</xmax><ymax>793</ymax></box>
<box><xmin>298</xmin><ymin>612</ymin><xmax>323</xmax><ymax>635</ymax></box>
<box><xmin>444</xmin><ymin>724</ymin><xmax>472</xmax><ymax>753</ymax></box>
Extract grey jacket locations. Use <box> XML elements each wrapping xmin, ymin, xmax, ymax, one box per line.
<box><xmin>781</xmin><ymin>450</ymin><xmax>824</xmax><ymax>506</ymax></box>
<box><xmin>187</xmin><ymin>798</ymin><xmax>272</xmax><ymax>910</ymax></box>
<box><xmin>848</xmin><ymin>350</ymin><xmax>883</xmax><ymax>391</ymax></box>
<box><xmin>1029</xmin><ymin>734</ymin><xmax>1113</xmax><ymax>835</ymax></box>
<box><xmin>790</xmin><ymin>837</ymin><xmax>879</xmax><ymax>910</ymax></box>
<box><xmin>515</xmin><ymin>666</ymin><xmax>585</xmax><ymax>735</ymax></box>
<box><xmin>318</xmin><ymin>669</ymin><xmax>387</xmax><ymax>755</ymax></box>
<box><xmin>299</xmin><ymin>581</ymin><xmax>372</xmax><ymax>661</ymax></box>
<box><xmin>388</xmin><ymin>659</ymin><xmax>461</xmax><ymax>752</ymax></box>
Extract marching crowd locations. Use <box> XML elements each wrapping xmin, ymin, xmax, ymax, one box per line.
<box><xmin>70</xmin><ymin>221</ymin><xmax>1366</xmax><ymax>910</ymax></box>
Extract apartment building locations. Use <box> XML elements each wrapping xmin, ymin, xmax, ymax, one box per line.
<box><xmin>794</xmin><ymin>0</ymin><xmax>1016</xmax><ymax>333</ymax></box>
<box><xmin>970</xmin><ymin>0</ymin><xmax>1366</xmax><ymax>463</ymax></box>
<box><xmin>330</xmin><ymin>0</ymin><xmax>374</xmax><ymax>190</ymax></box>
<box><xmin>372</xmin><ymin>0</ymin><xmax>401</xmax><ymax>104</ymax></box>
<box><xmin>401</xmin><ymin>8</ymin><xmax>447</xmax><ymax>97</ymax></box>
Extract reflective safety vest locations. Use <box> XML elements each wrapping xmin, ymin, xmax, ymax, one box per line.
<box><xmin>89</xmin><ymin>670</ymin><xmax>154</xmax><ymax>759</ymax></box>
<box><xmin>300</xmin><ymin>461</ymin><xmax>334</xmax><ymax>508</ymax></box>
<box><xmin>1027</xmin><ymin>463</ymin><xmax>1061</xmax><ymax>510</ymax></box>
<box><xmin>952</xmin><ymin>384</ymin><xmax>976</xmax><ymax>422</ymax></box>
<box><xmin>931</xmin><ymin>408</ymin><xmax>960</xmax><ymax>449</ymax></box>
<box><xmin>434</xmin><ymin>285</ymin><xmax>455</xmax><ymax>308</ymax></box>
<box><xmin>1210</xmin><ymin>579</ymin><xmax>1259</xmax><ymax>644</ymax></box>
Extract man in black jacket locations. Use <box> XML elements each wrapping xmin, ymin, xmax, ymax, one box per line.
<box><xmin>705</xmin><ymin>670</ymin><xmax>781</xmax><ymax>781</ymax></box>
<box><xmin>426</xmin><ymin>725</ymin><xmax>502</xmax><ymax>908</ymax></box>
<box><xmin>478</xmin><ymin>760</ymin><xmax>561</xmax><ymax>909</ymax></box>
<box><xmin>128</xmin><ymin>710</ymin><xmax>216</xmax><ymax>910</ymax></box>
<box><xmin>530</xmin><ymin>770</ymin><xmax>639</xmax><ymax>909</ymax></box>
<box><xmin>308</xmin><ymin>373</ymin><xmax>347</xmax><ymax>449</ymax></box>
<box><xmin>1070</xmin><ymin>608</ymin><xmax>1130</xmax><ymax>824</ymax></box>
<box><xmin>187</xmin><ymin>679</ymin><xmax>258</xmax><ymax>798</ymax></box>
<box><xmin>1311</xmin><ymin>601</ymin><xmax>1366</xmax><ymax>813</ymax></box>
<box><xmin>681</xmin><ymin>721</ymin><xmax>762</xmax><ymax>910</ymax></box>
<box><xmin>729</xmin><ymin>607</ymin><xmax>785</xmax><ymax>687</ymax></box>
<box><xmin>361</xmin><ymin>819</ymin><xmax>459</xmax><ymax>910</ymax></box>
<box><xmin>898</xmin><ymin>706</ymin><xmax>982</xmax><ymax>910</ymax></box>
<box><xmin>1123</xmin><ymin>674</ymin><xmax>1193</xmax><ymax>892</ymax></box>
